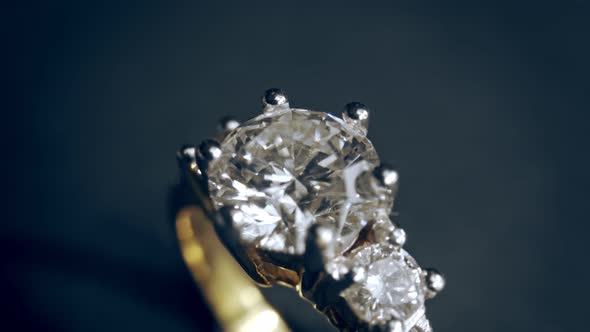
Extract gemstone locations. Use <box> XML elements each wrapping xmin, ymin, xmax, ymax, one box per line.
<box><xmin>341</xmin><ymin>243</ymin><xmax>425</xmax><ymax>330</ymax></box>
<box><xmin>207</xmin><ymin>108</ymin><xmax>393</xmax><ymax>254</ymax></box>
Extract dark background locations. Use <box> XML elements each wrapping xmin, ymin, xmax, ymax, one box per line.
<box><xmin>6</xmin><ymin>1</ymin><xmax>590</xmax><ymax>331</ymax></box>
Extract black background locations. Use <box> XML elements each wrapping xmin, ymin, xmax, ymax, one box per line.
<box><xmin>6</xmin><ymin>1</ymin><xmax>590</xmax><ymax>331</ymax></box>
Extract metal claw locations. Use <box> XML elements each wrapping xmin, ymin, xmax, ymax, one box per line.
<box><xmin>343</xmin><ymin>102</ymin><xmax>370</xmax><ymax>134</ymax></box>
<box><xmin>303</xmin><ymin>224</ymin><xmax>335</xmax><ymax>274</ymax></box>
<box><xmin>218</xmin><ymin>116</ymin><xmax>240</xmax><ymax>133</ymax></box>
<box><xmin>176</xmin><ymin>144</ymin><xmax>199</xmax><ymax>173</ymax></box>
<box><xmin>262</xmin><ymin>88</ymin><xmax>289</xmax><ymax>112</ymax></box>
<box><xmin>196</xmin><ymin>139</ymin><xmax>221</xmax><ymax>174</ymax></box>
<box><xmin>373</xmin><ymin>163</ymin><xmax>399</xmax><ymax>189</ymax></box>
<box><xmin>391</xmin><ymin>227</ymin><xmax>407</xmax><ymax>247</ymax></box>
<box><xmin>300</xmin><ymin>225</ymin><xmax>358</xmax><ymax>310</ymax></box>
<box><xmin>424</xmin><ymin>268</ymin><xmax>445</xmax><ymax>299</ymax></box>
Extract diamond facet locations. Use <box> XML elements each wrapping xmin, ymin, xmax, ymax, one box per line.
<box><xmin>207</xmin><ymin>108</ymin><xmax>393</xmax><ymax>254</ymax></box>
<box><xmin>341</xmin><ymin>243</ymin><xmax>425</xmax><ymax>330</ymax></box>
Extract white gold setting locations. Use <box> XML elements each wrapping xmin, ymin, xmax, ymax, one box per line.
<box><xmin>177</xmin><ymin>88</ymin><xmax>445</xmax><ymax>332</ymax></box>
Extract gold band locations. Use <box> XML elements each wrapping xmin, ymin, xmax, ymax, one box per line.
<box><xmin>176</xmin><ymin>206</ymin><xmax>290</xmax><ymax>332</ymax></box>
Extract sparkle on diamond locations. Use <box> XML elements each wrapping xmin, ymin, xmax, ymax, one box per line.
<box><xmin>341</xmin><ymin>243</ymin><xmax>425</xmax><ymax>329</ymax></box>
<box><xmin>207</xmin><ymin>108</ymin><xmax>393</xmax><ymax>254</ymax></box>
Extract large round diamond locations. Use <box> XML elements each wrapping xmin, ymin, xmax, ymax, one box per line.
<box><xmin>341</xmin><ymin>244</ymin><xmax>425</xmax><ymax>329</ymax></box>
<box><xmin>207</xmin><ymin>108</ymin><xmax>392</xmax><ymax>254</ymax></box>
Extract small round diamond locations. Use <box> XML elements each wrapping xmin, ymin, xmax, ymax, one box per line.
<box><xmin>208</xmin><ymin>108</ymin><xmax>393</xmax><ymax>254</ymax></box>
<box><xmin>341</xmin><ymin>244</ymin><xmax>425</xmax><ymax>328</ymax></box>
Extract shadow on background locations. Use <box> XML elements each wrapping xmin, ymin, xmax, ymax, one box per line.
<box><xmin>6</xmin><ymin>0</ymin><xmax>590</xmax><ymax>331</ymax></box>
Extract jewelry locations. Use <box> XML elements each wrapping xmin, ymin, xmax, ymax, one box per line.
<box><xmin>174</xmin><ymin>89</ymin><xmax>445</xmax><ymax>332</ymax></box>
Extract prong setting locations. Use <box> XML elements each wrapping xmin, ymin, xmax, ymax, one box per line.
<box><xmin>218</xmin><ymin>116</ymin><xmax>240</xmax><ymax>132</ymax></box>
<box><xmin>301</xmin><ymin>224</ymin><xmax>358</xmax><ymax>307</ymax></box>
<box><xmin>391</xmin><ymin>227</ymin><xmax>407</xmax><ymax>247</ymax></box>
<box><xmin>198</xmin><ymin>139</ymin><xmax>222</xmax><ymax>161</ymax></box>
<box><xmin>424</xmin><ymin>268</ymin><xmax>445</xmax><ymax>298</ymax></box>
<box><xmin>176</xmin><ymin>144</ymin><xmax>199</xmax><ymax>173</ymax></box>
<box><xmin>373</xmin><ymin>164</ymin><xmax>399</xmax><ymax>189</ymax></box>
<box><xmin>343</xmin><ymin>102</ymin><xmax>370</xmax><ymax>134</ymax></box>
<box><xmin>315</xmin><ymin>225</ymin><xmax>339</xmax><ymax>261</ymax></box>
<box><xmin>196</xmin><ymin>139</ymin><xmax>222</xmax><ymax>174</ymax></box>
<box><xmin>263</xmin><ymin>88</ymin><xmax>289</xmax><ymax>112</ymax></box>
<box><xmin>371</xmin><ymin>218</ymin><xmax>406</xmax><ymax>248</ymax></box>
<box><xmin>303</xmin><ymin>224</ymin><xmax>339</xmax><ymax>275</ymax></box>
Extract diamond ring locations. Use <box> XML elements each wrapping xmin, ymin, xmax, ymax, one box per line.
<box><xmin>173</xmin><ymin>89</ymin><xmax>445</xmax><ymax>332</ymax></box>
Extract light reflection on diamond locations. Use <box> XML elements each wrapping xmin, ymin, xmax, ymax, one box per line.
<box><xmin>208</xmin><ymin>108</ymin><xmax>393</xmax><ymax>254</ymax></box>
<box><xmin>341</xmin><ymin>243</ymin><xmax>425</xmax><ymax>330</ymax></box>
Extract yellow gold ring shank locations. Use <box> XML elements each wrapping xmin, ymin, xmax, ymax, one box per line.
<box><xmin>176</xmin><ymin>206</ymin><xmax>290</xmax><ymax>332</ymax></box>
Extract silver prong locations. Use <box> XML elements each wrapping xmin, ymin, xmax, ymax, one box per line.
<box><xmin>196</xmin><ymin>139</ymin><xmax>222</xmax><ymax>174</ymax></box>
<box><xmin>372</xmin><ymin>218</ymin><xmax>405</xmax><ymax>247</ymax></box>
<box><xmin>262</xmin><ymin>88</ymin><xmax>289</xmax><ymax>112</ymax></box>
<box><xmin>343</xmin><ymin>102</ymin><xmax>369</xmax><ymax>134</ymax></box>
<box><xmin>424</xmin><ymin>268</ymin><xmax>445</xmax><ymax>298</ymax></box>
<box><xmin>315</xmin><ymin>226</ymin><xmax>335</xmax><ymax>252</ymax></box>
<box><xmin>373</xmin><ymin>163</ymin><xmax>399</xmax><ymax>189</ymax></box>
<box><xmin>391</xmin><ymin>227</ymin><xmax>407</xmax><ymax>247</ymax></box>
<box><xmin>218</xmin><ymin>116</ymin><xmax>240</xmax><ymax>132</ymax></box>
<box><xmin>176</xmin><ymin>144</ymin><xmax>199</xmax><ymax>173</ymax></box>
<box><xmin>304</xmin><ymin>224</ymin><xmax>336</xmax><ymax>273</ymax></box>
<box><xmin>198</xmin><ymin>139</ymin><xmax>222</xmax><ymax>161</ymax></box>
